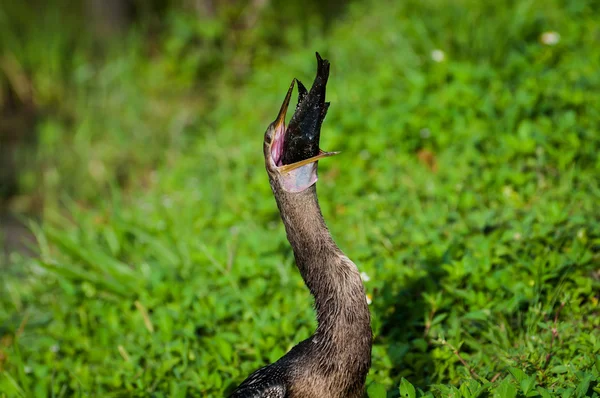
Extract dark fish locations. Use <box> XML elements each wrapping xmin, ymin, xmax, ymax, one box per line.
<box><xmin>281</xmin><ymin>52</ymin><xmax>330</xmax><ymax>165</ymax></box>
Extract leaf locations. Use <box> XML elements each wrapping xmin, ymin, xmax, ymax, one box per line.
<box><xmin>1</xmin><ymin>371</ymin><xmax>28</xmax><ymax>397</ymax></box>
<box><xmin>508</xmin><ymin>367</ymin><xmax>527</xmax><ymax>383</ymax></box>
<box><xmin>215</xmin><ymin>337</ymin><xmax>233</xmax><ymax>362</ymax></box>
<box><xmin>460</xmin><ymin>379</ymin><xmax>482</xmax><ymax>398</ymax></box>
<box><xmin>574</xmin><ymin>372</ymin><xmax>593</xmax><ymax>398</ymax></box>
<box><xmin>126</xmin><ymin>225</ymin><xmax>180</xmax><ymax>266</ymax></box>
<box><xmin>509</xmin><ymin>368</ymin><xmax>536</xmax><ymax>395</ymax></box>
<box><xmin>431</xmin><ymin>313</ymin><xmax>448</xmax><ymax>326</ymax></box>
<box><xmin>551</xmin><ymin>365</ymin><xmax>569</xmax><ymax>374</ymax></box>
<box><xmin>399</xmin><ymin>378</ymin><xmax>416</xmax><ymax>398</ymax></box>
<box><xmin>103</xmin><ymin>227</ymin><xmax>121</xmax><ymax>255</ymax></box>
<box><xmin>460</xmin><ymin>382</ymin><xmax>473</xmax><ymax>398</ymax></box>
<box><xmin>536</xmin><ymin>387</ymin><xmax>553</xmax><ymax>398</ymax></box>
<box><xmin>160</xmin><ymin>357</ymin><xmax>181</xmax><ymax>375</ymax></box>
<box><xmin>494</xmin><ymin>378</ymin><xmax>517</xmax><ymax>398</ymax></box>
<box><xmin>560</xmin><ymin>387</ymin><xmax>574</xmax><ymax>398</ymax></box>
<box><xmin>36</xmin><ymin>259</ymin><xmax>133</xmax><ymax>297</ymax></box>
<box><xmin>368</xmin><ymin>382</ymin><xmax>387</xmax><ymax>398</ymax></box>
<box><xmin>418</xmin><ymin>390</ymin><xmax>435</xmax><ymax>398</ymax></box>
<box><xmin>463</xmin><ymin>307</ymin><xmax>490</xmax><ymax>320</ymax></box>
<box><xmin>520</xmin><ymin>376</ymin><xmax>536</xmax><ymax>396</ymax></box>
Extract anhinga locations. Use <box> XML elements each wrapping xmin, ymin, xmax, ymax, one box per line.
<box><xmin>230</xmin><ymin>53</ymin><xmax>372</xmax><ymax>398</ymax></box>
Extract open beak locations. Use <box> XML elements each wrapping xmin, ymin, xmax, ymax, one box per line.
<box><xmin>276</xmin><ymin>52</ymin><xmax>339</xmax><ymax>175</ymax></box>
<box><xmin>278</xmin><ymin>150</ymin><xmax>339</xmax><ymax>174</ymax></box>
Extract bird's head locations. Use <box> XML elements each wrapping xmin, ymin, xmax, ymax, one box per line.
<box><xmin>264</xmin><ymin>53</ymin><xmax>339</xmax><ymax>193</ymax></box>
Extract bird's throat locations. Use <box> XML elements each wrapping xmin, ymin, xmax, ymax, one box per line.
<box><xmin>278</xmin><ymin>162</ymin><xmax>319</xmax><ymax>193</ymax></box>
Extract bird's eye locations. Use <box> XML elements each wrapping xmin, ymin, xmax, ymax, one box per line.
<box><xmin>265</xmin><ymin>128</ymin><xmax>273</xmax><ymax>144</ymax></box>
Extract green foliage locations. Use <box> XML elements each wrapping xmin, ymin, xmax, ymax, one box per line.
<box><xmin>2</xmin><ymin>0</ymin><xmax>600</xmax><ymax>396</ymax></box>
<box><xmin>400</xmin><ymin>377</ymin><xmax>417</xmax><ymax>398</ymax></box>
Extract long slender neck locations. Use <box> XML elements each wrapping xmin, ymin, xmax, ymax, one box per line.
<box><xmin>270</xmin><ymin>181</ymin><xmax>371</xmax><ymax>340</ymax></box>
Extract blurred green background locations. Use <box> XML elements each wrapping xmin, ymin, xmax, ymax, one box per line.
<box><xmin>1</xmin><ymin>0</ymin><xmax>599</xmax><ymax>396</ymax></box>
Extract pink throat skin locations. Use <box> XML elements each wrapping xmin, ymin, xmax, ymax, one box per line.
<box><xmin>272</xmin><ymin>123</ymin><xmax>286</xmax><ymax>166</ymax></box>
<box><xmin>280</xmin><ymin>162</ymin><xmax>318</xmax><ymax>193</ymax></box>
<box><xmin>270</xmin><ymin>122</ymin><xmax>319</xmax><ymax>194</ymax></box>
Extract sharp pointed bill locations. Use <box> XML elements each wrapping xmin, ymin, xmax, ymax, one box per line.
<box><xmin>264</xmin><ymin>52</ymin><xmax>339</xmax><ymax>193</ymax></box>
<box><xmin>270</xmin><ymin>79</ymin><xmax>295</xmax><ymax>168</ymax></box>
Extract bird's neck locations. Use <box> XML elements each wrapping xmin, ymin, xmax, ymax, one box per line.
<box><xmin>271</xmin><ymin>183</ymin><xmax>372</xmax><ymax>349</ymax></box>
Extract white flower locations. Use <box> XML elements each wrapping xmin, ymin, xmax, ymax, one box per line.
<box><xmin>431</xmin><ymin>49</ymin><xmax>446</xmax><ymax>63</ymax></box>
<box><xmin>514</xmin><ymin>232</ymin><xmax>522</xmax><ymax>241</ymax></box>
<box><xmin>541</xmin><ymin>31</ymin><xmax>560</xmax><ymax>45</ymax></box>
<box><xmin>162</xmin><ymin>195</ymin><xmax>173</xmax><ymax>208</ymax></box>
<box><xmin>366</xmin><ymin>294</ymin><xmax>373</xmax><ymax>305</ymax></box>
<box><xmin>360</xmin><ymin>272</ymin><xmax>371</xmax><ymax>282</ymax></box>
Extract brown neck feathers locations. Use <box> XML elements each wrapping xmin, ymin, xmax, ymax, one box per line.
<box><xmin>269</xmin><ymin>182</ymin><xmax>372</xmax><ymax>352</ymax></box>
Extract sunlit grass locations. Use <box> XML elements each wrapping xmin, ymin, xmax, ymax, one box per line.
<box><xmin>1</xmin><ymin>0</ymin><xmax>600</xmax><ymax>396</ymax></box>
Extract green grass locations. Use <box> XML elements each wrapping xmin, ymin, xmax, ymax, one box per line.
<box><xmin>1</xmin><ymin>0</ymin><xmax>600</xmax><ymax>396</ymax></box>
